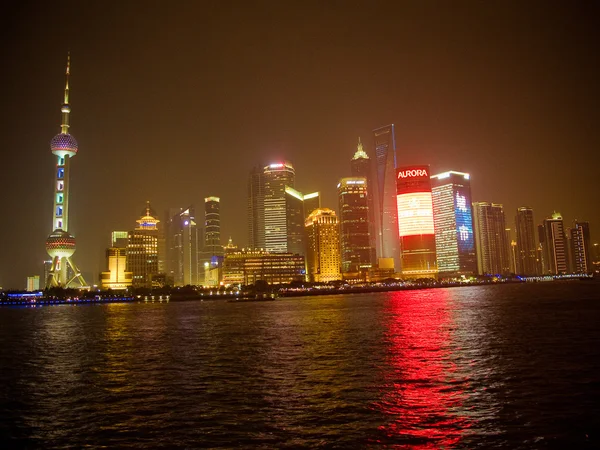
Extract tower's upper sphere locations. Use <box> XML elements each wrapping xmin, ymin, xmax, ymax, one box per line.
<box><xmin>51</xmin><ymin>133</ymin><xmax>78</xmax><ymax>158</ymax></box>
<box><xmin>46</xmin><ymin>229</ymin><xmax>76</xmax><ymax>259</ymax></box>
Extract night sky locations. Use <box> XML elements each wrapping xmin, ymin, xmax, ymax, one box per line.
<box><xmin>1</xmin><ymin>1</ymin><xmax>599</xmax><ymax>288</ymax></box>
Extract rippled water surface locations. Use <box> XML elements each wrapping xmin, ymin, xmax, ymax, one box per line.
<box><xmin>1</xmin><ymin>283</ymin><xmax>600</xmax><ymax>448</ymax></box>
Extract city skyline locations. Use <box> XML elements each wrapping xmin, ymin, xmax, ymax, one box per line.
<box><xmin>1</xmin><ymin>2</ymin><xmax>599</xmax><ymax>288</ymax></box>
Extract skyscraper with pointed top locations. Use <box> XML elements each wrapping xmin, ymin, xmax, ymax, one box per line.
<box><xmin>45</xmin><ymin>54</ymin><xmax>87</xmax><ymax>288</ymax></box>
<box><xmin>127</xmin><ymin>202</ymin><xmax>161</xmax><ymax>288</ymax></box>
<box><xmin>338</xmin><ymin>177</ymin><xmax>374</xmax><ymax>274</ymax></box>
<box><xmin>350</xmin><ymin>137</ymin><xmax>377</xmax><ymax>265</ymax></box>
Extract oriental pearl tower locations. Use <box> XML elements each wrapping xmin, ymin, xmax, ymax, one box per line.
<box><xmin>45</xmin><ymin>54</ymin><xmax>87</xmax><ymax>288</ymax></box>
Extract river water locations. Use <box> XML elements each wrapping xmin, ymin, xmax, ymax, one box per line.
<box><xmin>1</xmin><ymin>283</ymin><xmax>599</xmax><ymax>448</ymax></box>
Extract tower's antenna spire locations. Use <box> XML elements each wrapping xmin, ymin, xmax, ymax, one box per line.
<box><xmin>61</xmin><ymin>52</ymin><xmax>71</xmax><ymax>134</ymax></box>
<box><xmin>64</xmin><ymin>52</ymin><xmax>70</xmax><ymax>104</ymax></box>
<box><xmin>352</xmin><ymin>136</ymin><xmax>368</xmax><ymax>160</ymax></box>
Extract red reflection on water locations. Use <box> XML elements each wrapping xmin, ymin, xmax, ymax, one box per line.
<box><xmin>373</xmin><ymin>289</ymin><xmax>471</xmax><ymax>448</ymax></box>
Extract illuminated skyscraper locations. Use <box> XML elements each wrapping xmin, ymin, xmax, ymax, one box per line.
<box><xmin>45</xmin><ymin>54</ymin><xmax>87</xmax><ymax>288</ymax></box>
<box><xmin>373</xmin><ymin>125</ymin><xmax>400</xmax><ymax>270</ymax></box>
<box><xmin>515</xmin><ymin>207</ymin><xmax>538</xmax><ymax>275</ymax></box>
<box><xmin>165</xmin><ymin>207</ymin><xmax>182</xmax><ymax>281</ymax></box>
<box><xmin>338</xmin><ymin>178</ymin><xmax>374</xmax><ymax>274</ymax></box>
<box><xmin>283</xmin><ymin>187</ymin><xmax>321</xmax><ymax>256</ymax></box>
<box><xmin>396</xmin><ymin>166</ymin><xmax>437</xmax><ymax>278</ymax></box>
<box><xmin>541</xmin><ymin>212</ymin><xmax>568</xmax><ymax>275</ymax></box>
<box><xmin>350</xmin><ymin>138</ymin><xmax>377</xmax><ymax>258</ymax></box>
<box><xmin>166</xmin><ymin>207</ymin><xmax>199</xmax><ymax>286</ymax></box>
<box><xmin>247</xmin><ymin>165</ymin><xmax>265</xmax><ymax>250</ymax></box>
<box><xmin>430</xmin><ymin>171</ymin><xmax>476</xmax><ymax>276</ymax></box>
<box><xmin>204</xmin><ymin>197</ymin><xmax>223</xmax><ymax>258</ymax></box>
<box><xmin>263</xmin><ymin>162</ymin><xmax>296</xmax><ymax>252</ymax></box>
<box><xmin>472</xmin><ymin>202</ymin><xmax>510</xmax><ymax>275</ymax></box>
<box><xmin>305</xmin><ymin>208</ymin><xmax>342</xmax><ymax>282</ymax></box>
<box><xmin>571</xmin><ymin>221</ymin><xmax>591</xmax><ymax>274</ymax></box>
<box><xmin>127</xmin><ymin>202</ymin><xmax>160</xmax><ymax>288</ymax></box>
<box><xmin>181</xmin><ymin>207</ymin><xmax>199</xmax><ymax>285</ymax></box>
<box><xmin>284</xmin><ymin>187</ymin><xmax>307</xmax><ymax>256</ymax></box>
<box><xmin>200</xmin><ymin>197</ymin><xmax>223</xmax><ymax>284</ymax></box>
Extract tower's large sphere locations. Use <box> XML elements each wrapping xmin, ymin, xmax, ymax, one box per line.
<box><xmin>46</xmin><ymin>229</ymin><xmax>76</xmax><ymax>259</ymax></box>
<box><xmin>51</xmin><ymin>133</ymin><xmax>78</xmax><ymax>158</ymax></box>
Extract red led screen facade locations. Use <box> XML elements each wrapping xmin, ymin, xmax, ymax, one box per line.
<box><xmin>396</xmin><ymin>165</ymin><xmax>438</xmax><ymax>278</ymax></box>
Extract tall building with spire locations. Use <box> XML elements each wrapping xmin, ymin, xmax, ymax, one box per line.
<box><xmin>373</xmin><ymin>125</ymin><xmax>400</xmax><ymax>271</ymax></box>
<box><xmin>338</xmin><ymin>177</ymin><xmax>374</xmax><ymax>274</ymax></box>
<box><xmin>127</xmin><ymin>202</ymin><xmax>160</xmax><ymax>288</ymax></box>
<box><xmin>45</xmin><ymin>54</ymin><xmax>87</xmax><ymax>288</ymax></box>
<box><xmin>350</xmin><ymin>138</ymin><xmax>377</xmax><ymax>264</ymax></box>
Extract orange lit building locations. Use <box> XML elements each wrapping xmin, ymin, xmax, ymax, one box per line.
<box><xmin>305</xmin><ymin>208</ymin><xmax>342</xmax><ymax>282</ymax></box>
<box><xmin>127</xmin><ymin>202</ymin><xmax>160</xmax><ymax>288</ymax></box>
<box><xmin>100</xmin><ymin>247</ymin><xmax>133</xmax><ymax>290</ymax></box>
<box><xmin>222</xmin><ymin>250</ymin><xmax>305</xmax><ymax>286</ymax></box>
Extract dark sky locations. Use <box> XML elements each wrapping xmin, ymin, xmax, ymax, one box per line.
<box><xmin>1</xmin><ymin>1</ymin><xmax>599</xmax><ymax>288</ymax></box>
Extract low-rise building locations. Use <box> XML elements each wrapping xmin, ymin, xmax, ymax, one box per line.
<box><xmin>222</xmin><ymin>250</ymin><xmax>305</xmax><ymax>286</ymax></box>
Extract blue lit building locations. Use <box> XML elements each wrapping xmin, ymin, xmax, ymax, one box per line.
<box><xmin>431</xmin><ymin>171</ymin><xmax>476</xmax><ymax>276</ymax></box>
<box><xmin>373</xmin><ymin>125</ymin><xmax>401</xmax><ymax>271</ymax></box>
